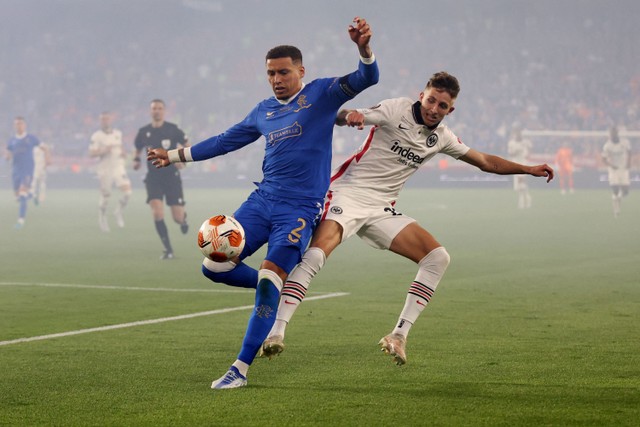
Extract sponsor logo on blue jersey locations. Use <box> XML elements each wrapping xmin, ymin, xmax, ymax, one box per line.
<box><xmin>267</xmin><ymin>122</ymin><xmax>302</xmax><ymax>146</ymax></box>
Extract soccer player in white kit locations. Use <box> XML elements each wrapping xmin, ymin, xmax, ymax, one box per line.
<box><xmin>31</xmin><ymin>141</ymin><xmax>51</xmax><ymax>205</ymax></box>
<box><xmin>261</xmin><ymin>71</ymin><xmax>555</xmax><ymax>365</ymax></box>
<box><xmin>507</xmin><ymin>125</ymin><xmax>533</xmax><ymax>209</ymax></box>
<box><xmin>602</xmin><ymin>125</ymin><xmax>632</xmax><ymax>218</ymax></box>
<box><xmin>89</xmin><ymin>112</ymin><xmax>132</xmax><ymax>232</ymax></box>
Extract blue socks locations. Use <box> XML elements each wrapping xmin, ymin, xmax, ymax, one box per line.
<box><xmin>237</xmin><ymin>270</ymin><xmax>283</xmax><ymax>365</ymax></box>
<box><xmin>18</xmin><ymin>195</ymin><xmax>28</xmax><ymax>219</ymax></box>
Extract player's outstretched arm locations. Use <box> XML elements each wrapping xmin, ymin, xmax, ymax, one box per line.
<box><xmin>461</xmin><ymin>149</ymin><xmax>554</xmax><ymax>182</ymax></box>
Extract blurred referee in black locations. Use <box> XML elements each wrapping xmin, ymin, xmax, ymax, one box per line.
<box><xmin>133</xmin><ymin>99</ymin><xmax>189</xmax><ymax>259</ymax></box>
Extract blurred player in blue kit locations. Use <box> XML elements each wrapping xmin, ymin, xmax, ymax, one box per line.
<box><xmin>4</xmin><ymin>117</ymin><xmax>44</xmax><ymax>229</ymax></box>
<box><xmin>147</xmin><ymin>17</ymin><xmax>379</xmax><ymax>389</ymax></box>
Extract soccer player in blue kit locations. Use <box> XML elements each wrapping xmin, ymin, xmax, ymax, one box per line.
<box><xmin>147</xmin><ymin>17</ymin><xmax>379</xmax><ymax>389</ymax></box>
<box><xmin>5</xmin><ymin>117</ymin><xmax>42</xmax><ymax>229</ymax></box>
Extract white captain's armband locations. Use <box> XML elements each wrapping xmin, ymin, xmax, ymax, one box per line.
<box><xmin>168</xmin><ymin>147</ymin><xmax>193</xmax><ymax>164</ymax></box>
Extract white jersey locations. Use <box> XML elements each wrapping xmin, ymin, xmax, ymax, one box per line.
<box><xmin>33</xmin><ymin>143</ymin><xmax>48</xmax><ymax>176</ymax></box>
<box><xmin>602</xmin><ymin>138</ymin><xmax>631</xmax><ymax>170</ymax></box>
<box><xmin>507</xmin><ymin>137</ymin><xmax>532</xmax><ymax>164</ymax></box>
<box><xmin>330</xmin><ymin>97</ymin><xmax>470</xmax><ymax>204</ymax></box>
<box><xmin>89</xmin><ymin>128</ymin><xmax>126</xmax><ymax>175</ymax></box>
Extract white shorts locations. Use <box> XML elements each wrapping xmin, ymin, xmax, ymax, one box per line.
<box><xmin>98</xmin><ymin>168</ymin><xmax>131</xmax><ymax>193</ymax></box>
<box><xmin>608</xmin><ymin>168</ymin><xmax>630</xmax><ymax>186</ymax></box>
<box><xmin>322</xmin><ymin>190</ymin><xmax>416</xmax><ymax>250</ymax></box>
<box><xmin>513</xmin><ymin>175</ymin><xmax>527</xmax><ymax>190</ymax></box>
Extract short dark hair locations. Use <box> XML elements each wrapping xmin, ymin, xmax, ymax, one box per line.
<box><xmin>426</xmin><ymin>72</ymin><xmax>460</xmax><ymax>99</ymax></box>
<box><xmin>266</xmin><ymin>45</ymin><xmax>302</xmax><ymax>64</ymax></box>
<box><xmin>150</xmin><ymin>99</ymin><xmax>165</xmax><ymax>106</ymax></box>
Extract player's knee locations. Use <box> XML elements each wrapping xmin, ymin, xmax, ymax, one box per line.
<box><xmin>300</xmin><ymin>247</ymin><xmax>326</xmax><ymax>276</ymax></box>
<box><xmin>172</xmin><ymin>212</ymin><xmax>185</xmax><ymax>224</ymax></box>
<box><xmin>422</xmin><ymin>246</ymin><xmax>451</xmax><ymax>272</ymax></box>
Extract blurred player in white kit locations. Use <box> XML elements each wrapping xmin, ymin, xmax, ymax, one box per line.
<box><xmin>30</xmin><ymin>141</ymin><xmax>52</xmax><ymax>205</ymax></box>
<box><xmin>507</xmin><ymin>125</ymin><xmax>533</xmax><ymax>209</ymax></box>
<box><xmin>89</xmin><ymin>111</ymin><xmax>132</xmax><ymax>232</ymax></box>
<box><xmin>601</xmin><ymin>125</ymin><xmax>632</xmax><ymax>218</ymax></box>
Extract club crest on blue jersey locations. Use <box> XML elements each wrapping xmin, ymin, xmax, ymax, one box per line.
<box><xmin>267</xmin><ymin>122</ymin><xmax>302</xmax><ymax>146</ymax></box>
<box><xmin>161</xmin><ymin>139</ymin><xmax>171</xmax><ymax>149</ymax></box>
<box><xmin>294</xmin><ymin>95</ymin><xmax>312</xmax><ymax>112</ymax></box>
<box><xmin>426</xmin><ymin>133</ymin><xmax>438</xmax><ymax>147</ymax></box>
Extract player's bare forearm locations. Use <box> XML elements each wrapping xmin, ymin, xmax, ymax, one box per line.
<box><xmin>488</xmin><ymin>155</ymin><xmax>554</xmax><ymax>182</ymax></box>
<box><xmin>132</xmin><ymin>149</ymin><xmax>143</xmax><ymax>170</ymax></box>
<box><xmin>462</xmin><ymin>150</ymin><xmax>554</xmax><ymax>182</ymax></box>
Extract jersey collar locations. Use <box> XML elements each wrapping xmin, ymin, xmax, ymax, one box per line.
<box><xmin>276</xmin><ymin>82</ymin><xmax>306</xmax><ymax>105</ymax></box>
<box><xmin>412</xmin><ymin>101</ymin><xmax>440</xmax><ymax>130</ymax></box>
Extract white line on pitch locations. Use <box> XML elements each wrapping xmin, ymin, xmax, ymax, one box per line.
<box><xmin>0</xmin><ymin>281</ymin><xmax>246</xmax><ymax>293</ymax></box>
<box><xmin>0</xmin><ymin>292</ymin><xmax>349</xmax><ymax>347</ymax></box>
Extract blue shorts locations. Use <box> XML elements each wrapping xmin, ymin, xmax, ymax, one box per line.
<box><xmin>12</xmin><ymin>173</ymin><xmax>33</xmax><ymax>193</ymax></box>
<box><xmin>234</xmin><ymin>189</ymin><xmax>323</xmax><ymax>274</ymax></box>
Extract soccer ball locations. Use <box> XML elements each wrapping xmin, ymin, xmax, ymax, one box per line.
<box><xmin>197</xmin><ymin>215</ymin><xmax>246</xmax><ymax>262</ymax></box>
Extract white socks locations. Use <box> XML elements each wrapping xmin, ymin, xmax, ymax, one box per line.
<box><xmin>269</xmin><ymin>247</ymin><xmax>326</xmax><ymax>338</ymax></box>
<box><xmin>392</xmin><ymin>247</ymin><xmax>450</xmax><ymax>337</ymax></box>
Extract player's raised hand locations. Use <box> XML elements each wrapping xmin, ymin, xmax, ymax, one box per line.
<box><xmin>348</xmin><ymin>17</ymin><xmax>372</xmax><ymax>54</ymax></box>
<box><xmin>147</xmin><ymin>147</ymin><xmax>170</xmax><ymax>168</ymax></box>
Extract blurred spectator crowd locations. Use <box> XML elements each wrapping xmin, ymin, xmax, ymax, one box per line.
<box><xmin>2</xmin><ymin>0</ymin><xmax>638</xmax><ymax>177</ymax></box>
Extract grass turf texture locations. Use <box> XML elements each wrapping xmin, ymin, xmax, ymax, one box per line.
<box><xmin>1</xmin><ymin>187</ymin><xmax>639</xmax><ymax>426</ymax></box>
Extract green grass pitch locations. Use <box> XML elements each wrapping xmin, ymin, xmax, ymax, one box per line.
<box><xmin>1</xmin><ymin>186</ymin><xmax>639</xmax><ymax>426</ymax></box>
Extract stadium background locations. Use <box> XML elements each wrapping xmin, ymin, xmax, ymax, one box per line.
<box><xmin>1</xmin><ymin>0</ymin><xmax>638</xmax><ymax>190</ymax></box>
<box><xmin>2</xmin><ymin>2</ymin><xmax>639</xmax><ymax>425</ymax></box>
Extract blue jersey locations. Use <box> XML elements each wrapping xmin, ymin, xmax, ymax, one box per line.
<box><xmin>7</xmin><ymin>134</ymin><xmax>40</xmax><ymax>177</ymax></box>
<box><xmin>190</xmin><ymin>59</ymin><xmax>379</xmax><ymax>200</ymax></box>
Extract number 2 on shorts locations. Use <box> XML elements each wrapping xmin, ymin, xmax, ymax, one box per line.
<box><xmin>288</xmin><ymin>218</ymin><xmax>307</xmax><ymax>243</ymax></box>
